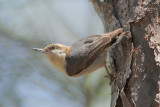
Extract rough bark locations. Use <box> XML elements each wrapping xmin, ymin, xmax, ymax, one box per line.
<box><xmin>90</xmin><ymin>0</ymin><xmax>160</xmax><ymax>107</ymax></box>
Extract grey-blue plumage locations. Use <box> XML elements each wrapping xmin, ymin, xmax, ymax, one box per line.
<box><xmin>65</xmin><ymin>30</ymin><xmax>120</xmax><ymax>76</ymax></box>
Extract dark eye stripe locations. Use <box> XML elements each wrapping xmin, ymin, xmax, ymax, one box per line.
<box><xmin>51</xmin><ymin>46</ymin><xmax>55</xmax><ymax>49</ymax></box>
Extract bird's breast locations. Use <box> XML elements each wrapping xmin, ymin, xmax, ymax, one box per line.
<box><xmin>45</xmin><ymin>54</ymin><xmax>67</xmax><ymax>75</ymax></box>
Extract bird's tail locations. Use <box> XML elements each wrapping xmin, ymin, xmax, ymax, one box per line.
<box><xmin>103</xmin><ymin>28</ymin><xmax>123</xmax><ymax>39</ymax></box>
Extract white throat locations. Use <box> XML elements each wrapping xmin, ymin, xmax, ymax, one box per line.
<box><xmin>51</xmin><ymin>49</ymin><xmax>66</xmax><ymax>57</ymax></box>
<box><xmin>45</xmin><ymin>49</ymin><xmax>67</xmax><ymax>74</ymax></box>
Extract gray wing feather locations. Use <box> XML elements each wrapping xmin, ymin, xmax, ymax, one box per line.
<box><xmin>65</xmin><ymin>28</ymin><xmax>123</xmax><ymax>76</ymax></box>
<box><xmin>65</xmin><ymin>35</ymin><xmax>111</xmax><ymax>76</ymax></box>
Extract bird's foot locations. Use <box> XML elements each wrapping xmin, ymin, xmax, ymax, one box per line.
<box><xmin>104</xmin><ymin>65</ymin><xmax>116</xmax><ymax>85</ymax></box>
<box><xmin>104</xmin><ymin>73</ymin><xmax>116</xmax><ymax>85</ymax></box>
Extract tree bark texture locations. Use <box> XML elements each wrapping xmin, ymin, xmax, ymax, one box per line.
<box><xmin>90</xmin><ymin>0</ymin><xmax>160</xmax><ymax>107</ymax></box>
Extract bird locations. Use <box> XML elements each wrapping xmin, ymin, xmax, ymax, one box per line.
<box><xmin>33</xmin><ymin>28</ymin><xmax>123</xmax><ymax>78</ymax></box>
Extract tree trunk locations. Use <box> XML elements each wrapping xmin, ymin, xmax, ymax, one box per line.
<box><xmin>90</xmin><ymin>0</ymin><xmax>160</xmax><ymax>107</ymax></box>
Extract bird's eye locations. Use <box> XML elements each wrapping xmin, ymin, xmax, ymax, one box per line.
<box><xmin>51</xmin><ymin>46</ymin><xmax>55</xmax><ymax>49</ymax></box>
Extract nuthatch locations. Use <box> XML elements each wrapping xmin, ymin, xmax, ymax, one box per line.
<box><xmin>33</xmin><ymin>28</ymin><xmax>123</xmax><ymax>77</ymax></box>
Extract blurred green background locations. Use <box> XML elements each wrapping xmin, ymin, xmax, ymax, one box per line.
<box><xmin>0</xmin><ymin>0</ymin><xmax>111</xmax><ymax>107</ymax></box>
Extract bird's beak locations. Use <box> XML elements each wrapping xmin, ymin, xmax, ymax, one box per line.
<box><xmin>33</xmin><ymin>48</ymin><xmax>45</xmax><ymax>53</ymax></box>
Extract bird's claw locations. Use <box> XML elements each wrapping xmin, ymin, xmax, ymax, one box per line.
<box><xmin>105</xmin><ymin>73</ymin><xmax>116</xmax><ymax>85</ymax></box>
<box><xmin>104</xmin><ymin>65</ymin><xmax>116</xmax><ymax>85</ymax></box>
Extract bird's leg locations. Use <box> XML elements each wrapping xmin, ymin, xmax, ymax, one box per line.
<box><xmin>104</xmin><ymin>64</ymin><xmax>115</xmax><ymax>85</ymax></box>
<box><xmin>104</xmin><ymin>65</ymin><xmax>111</xmax><ymax>78</ymax></box>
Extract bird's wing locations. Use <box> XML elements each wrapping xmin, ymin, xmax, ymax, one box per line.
<box><xmin>66</xmin><ymin>28</ymin><xmax>123</xmax><ymax>76</ymax></box>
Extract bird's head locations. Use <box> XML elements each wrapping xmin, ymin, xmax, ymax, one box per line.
<box><xmin>33</xmin><ymin>43</ymin><xmax>71</xmax><ymax>57</ymax></box>
<box><xmin>33</xmin><ymin>43</ymin><xmax>71</xmax><ymax>73</ymax></box>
